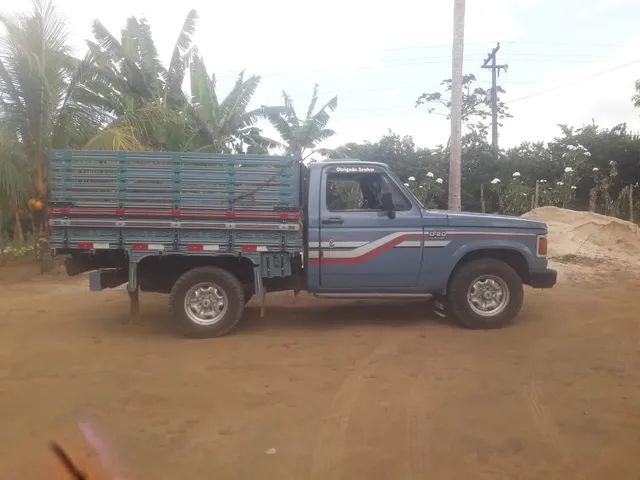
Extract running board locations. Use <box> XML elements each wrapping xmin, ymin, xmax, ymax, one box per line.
<box><xmin>314</xmin><ymin>293</ymin><xmax>432</xmax><ymax>300</ymax></box>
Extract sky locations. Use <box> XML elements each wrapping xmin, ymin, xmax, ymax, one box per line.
<box><xmin>9</xmin><ymin>0</ymin><xmax>640</xmax><ymax>150</ymax></box>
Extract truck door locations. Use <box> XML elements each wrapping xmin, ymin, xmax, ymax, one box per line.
<box><xmin>316</xmin><ymin>165</ymin><xmax>423</xmax><ymax>289</ymax></box>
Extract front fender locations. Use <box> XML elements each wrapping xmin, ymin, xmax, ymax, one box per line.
<box><xmin>450</xmin><ymin>237</ymin><xmax>537</xmax><ymax>269</ymax></box>
<box><xmin>432</xmin><ymin>236</ymin><xmax>540</xmax><ymax>294</ymax></box>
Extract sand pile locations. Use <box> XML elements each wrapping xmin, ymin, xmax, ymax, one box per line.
<box><xmin>522</xmin><ymin>207</ymin><xmax>640</xmax><ymax>270</ymax></box>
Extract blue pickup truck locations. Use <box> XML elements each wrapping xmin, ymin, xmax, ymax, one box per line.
<box><xmin>49</xmin><ymin>151</ymin><xmax>556</xmax><ymax>337</ymax></box>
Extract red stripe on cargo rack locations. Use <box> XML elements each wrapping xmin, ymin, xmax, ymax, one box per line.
<box><xmin>186</xmin><ymin>244</ymin><xmax>203</xmax><ymax>251</ymax></box>
<box><xmin>77</xmin><ymin>242</ymin><xmax>93</xmax><ymax>249</ymax></box>
<box><xmin>132</xmin><ymin>243</ymin><xmax>148</xmax><ymax>250</ymax></box>
<box><xmin>241</xmin><ymin>245</ymin><xmax>257</xmax><ymax>252</ymax></box>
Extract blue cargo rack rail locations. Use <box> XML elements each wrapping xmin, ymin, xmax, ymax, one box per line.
<box><xmin>48</xmin><ymin>150</ymin><xmax>303</xmax><ymax>257</ymax></box>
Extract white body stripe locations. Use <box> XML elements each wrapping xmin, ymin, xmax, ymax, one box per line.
<box><xmin>320</xmin><ymin>241</ymin><xmax>368</xmax><ymax>248</ymax></box>
<box><xmin>320</xmin><ymin>231</ymin><xmax>416</xmax><ymax>259</ymax></box>
<box><xmin>423</xmin><ymin>240</ymin><xmax>451</xmax><ymax>247</ymax></box>
<box><xmin>308</xmin><ymin>250</ymin><xmax>320</xmax><ymax>258</ymax></box>
<box><xmin>256</xmin><ymin>246</ymin><xmax>268</xmax><ymax>252</ymax></box>
<box><xmin>202</xmin><ymin>245</ymin><xmax>219</xmax><ymax>251</ymax></box>
<box><xmin>146</xmin><ymin>244</ymin><xmax>165</xmax><ymax>251</ymax></box>
<box><xmin>93</xmin><ymin>242</ymin><xmax>110</xmax><ymax>249</ymax></box>
<box><xmin>396</xmin><ymin>240</ymin><xmax>421</xmax><ymax>248</ymax></box>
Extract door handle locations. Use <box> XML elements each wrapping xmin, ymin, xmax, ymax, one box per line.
<box><xmin>322</xmin><ymin>216</ymin><xmax>344</xmax><ymax>225</ymax></box>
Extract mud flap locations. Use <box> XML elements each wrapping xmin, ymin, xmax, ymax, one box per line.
<box><xmin>432</xmin><ymin>295</ymin><xmax>449</xmax><ymax>318</ymax></box>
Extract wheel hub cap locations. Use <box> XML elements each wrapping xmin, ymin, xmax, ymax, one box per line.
<box><xmin>184</xmin><ymin>282</ymin><xmax>228</xmax><ymax>325</ymax></box>
<box><xmin>467</xmin><ymin>275</ymin><xmax>510</xmax><ymax>317</ymax></box>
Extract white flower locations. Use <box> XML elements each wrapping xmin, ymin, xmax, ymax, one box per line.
<box><xmin>592</xmin><ymin>167</ymin><xmax>599</xmax><ymax>172</ymax></box>
<box><xmin>419</xmin><ymin>185</ymin><xmax>424</xmax><ymax>188</ymax></box>
<box><xmin>571</xmin><ymin>185</ymin><xmax>577</xmax><ymax>190</ymax></box>
<box><xmin>564</xmin><ymin>166</ymin><xmax>573</xmax><ymax>173</ymax></box>
<box><xmin>426</xmin><ymin>171</ymin><xmax>434</xmax><ymax>178</ymax></box>
<box><xmin>521</xmin><ymin>193</ymin><xmax>528</xmax><ymax>197</ymax></box>
<box><xmin>490</xmin><ymin>178</ymin><xmax>501</xmax><ymax>184</ymax></box>
<box><xmin>584</xmin><ymin>151</ymin><xmax>591</xmax><ymax>157</ymax></box>
<box><xmin>408</xmin><ymin>176</ymin><xmax>416</xmax><ymax>181</ymax></box>
<box><xmin>561</xmin><ymin>153</ymin><xmax>568</xmax><ymax>158</ymax></box>
<box><xmin>435</xmin><ymin>178</ymin><xmax>444</xmax><ymax>184</ymax></box>
<box><xmin>609</xmin><ymin>160</ymin><xmax>615</xmax><ymax>165</ymax></box>
<box><xmin>557</xmin><ymin>181</ymin><xmax>564</xmax><ymax>186</ymax></box>
<box><xmin>538</xmin><ymin>179</ymin><xmax>547</xmax><ymax>184</ymax></box>
<box><xmin>567</xmin><ymin>145</ymin><xmax>577</xmax><ymax>151</ymax></box>
<box><xmin>512</xmin><ymin>172</ymin><xmax>521</xmax><ymax>177</ymax></box>
<box><xmin>403</xmin><ymin>183</ymin><xmax>409</xmax><ymax>187</ymax></box>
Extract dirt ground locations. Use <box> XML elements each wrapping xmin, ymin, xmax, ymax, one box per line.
<box><xmin>1</xmin><ymin>261</ymin><xmax>640</xmax><ymax>479</ymax></box>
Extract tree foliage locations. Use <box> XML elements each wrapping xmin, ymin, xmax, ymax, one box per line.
<box><xmin>416</xmin><ymin>74</ymin><xmax>511</xmax><ymax>134</ymax></box>
<box><xmin>0</xmin><ymin>0</ymin><xmax>102</xmax><ymax>197</ymax></box>
<box><xmin>189</xmin><ymin>54</ymin><xmax>276</xmax><ymax>153</ymax></box>
<box><xmin>263</xmin><ymin>84</ymin><xmax>337</xmax><ymax>159</ymax></box>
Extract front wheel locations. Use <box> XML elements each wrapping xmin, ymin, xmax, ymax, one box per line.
<box><xmin>447</xmin><ymin>258</ymin><xmax>523</xmax><ymax>329</ymax></box>
<box><xmin>170</xmin><ymin>266</ymin><xmax>245</xmax><ymax>337</ymax></box>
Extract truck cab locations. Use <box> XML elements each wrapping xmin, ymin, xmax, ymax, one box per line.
<box><xmin>304</xmin><ymin>161</ymin><xmax>555</xmax><ymax>299</ymax></box>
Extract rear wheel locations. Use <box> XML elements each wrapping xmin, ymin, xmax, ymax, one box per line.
<box><xmin>170</xmin><ymin>266</ymin><xmax>245</xmax><ymax>337</ymax></box>
<box><xmin>447</xmin><ymin>258</ymin><xmax>523</xmax><ymax>329</ymax></box>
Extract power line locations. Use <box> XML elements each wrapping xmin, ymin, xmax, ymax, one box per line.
<box><xmin>381</xmin><ymin>41</ymin><xmax>624</xmax><ymax>52</ymax></box>
<box><xmin>507</xmin><ymin>58</ymin><xmax>640</xmax><ymax>103</ymax></box>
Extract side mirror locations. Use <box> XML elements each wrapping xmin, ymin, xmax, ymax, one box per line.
<box><xmin>381</xmin><ymin>192</ymin><xmax>396</xmax><ymax>219</ymax></box>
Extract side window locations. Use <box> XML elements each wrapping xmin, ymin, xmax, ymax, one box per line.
<box><xmin>380</xmin><ymin>175</ymin><xmax>412</xmax><ymax>211</ymax></box>
<box><xmin>326</xmin><ymin>171</ymin><xmax>411</xmax><ymax>212</ymax></box>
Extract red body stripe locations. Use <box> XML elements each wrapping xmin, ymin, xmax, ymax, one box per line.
<box><xmin>308</xmin><ymin>234</ymin><xmax>422</xmax><ymax>266</ymax></box>
<box><xmin>132</xmin><ymin>243</ymin><xmax>148</xmax><ymax>250</ymax></box>
<box><xmin>186</xmin><ymin>244</ymin><xmax>203</xmax><ymax>251</ymax></box>
<box><xmin>241</xmin><ymin>245</ymin><xmax>257</xmax><ymax>252</ymax></box>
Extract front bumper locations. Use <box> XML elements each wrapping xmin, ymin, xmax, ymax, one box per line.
<box><xmin>528</xmin><ymin>268</ymin><xmax>557</xmax><ymax>288</ymax></box>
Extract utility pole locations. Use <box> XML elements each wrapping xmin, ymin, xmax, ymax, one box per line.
<box><xmin>449</xmin><ymin>0</ymin><xmax>465</xmax><ymax>212</ymax></box>
<box><xmin>482</xmin><ymin>43</ymin><xmax>508</xmax><ymax>159</ymax></box>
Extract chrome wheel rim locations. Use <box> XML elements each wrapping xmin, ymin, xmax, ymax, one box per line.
<box><xmin>184</xmin><ymin>282</ymin><xmax>228</xmax><ymax>325</ymax></box>
<box><xmin>467</xmin><ymin>275</ymin><xmax>509</xmax><ymax>317</ymax></box>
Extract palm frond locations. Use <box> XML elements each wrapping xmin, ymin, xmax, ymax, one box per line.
<box><xmin>310</xmin><ymin>95</ymin><xmax>338</xmax><ymax>130</ymax></box>
<box><xmin>219</xmin><ymin>72</ymin><xmax>260</xmax><ymax>130</ymax></box>
<box><xmin>189</xmin><ymin>54</ymin><xmax>216</xmax><ymax>126</ymax></box>
<box><xmin>136</xmin><ymin>18</ymin><xmax>165</xmax><ymax>91</ymax></box>
<box><xmin>166</xmin><ymin>9</ymin><xmax>197</xmax><ymax>103</ymax></box>
<box><xmin>262</xmin><ymin>106</ymin><xmax>294</xmax><ymax>146</ymax></box>
<box><xmin>281</xmin><ymin>90</ymin><xmax>297</xmax><ymax>124</ymax></box>
<box><xmin>84</xmin><ymin>126</ymin><xmax>146</xmax><ymax>151</ymax></box>
<box><xmin>91</xmin><ymin>20</ymin><xmax>126</xmax><ymax>61</ymax></box>
<box><xmin>306</xmin><ymin>83</ymin><xmax>319</xmax><ymax>120</ymax></box>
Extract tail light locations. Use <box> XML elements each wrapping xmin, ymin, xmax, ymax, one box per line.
<box><xmin>537</xmin><ymin>236</ymin><xmax>548</xmax><ymax>257</ymax></box>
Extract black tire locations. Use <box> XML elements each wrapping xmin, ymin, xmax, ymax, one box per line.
<box><xmin>447</xmin><ymin>258</ymin><xmax>523</xmax><ymax>329</ymax></box>
<box><xmin>169</xmin><ymin>266</ymin><xmax>245</xmax><ymax>338</ymax></box>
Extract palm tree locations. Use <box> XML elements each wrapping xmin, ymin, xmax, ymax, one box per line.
<box><xmin>0</xmin><ymin>131</ymin><xmax>28</xmax><ymax>264</ymax></box>
<box><xmin>188</xmin><ymin>53</ymin><xmax>277</xmax><ymax>153</ymax></box>
<box><xmin>84</xmin><ymin>10</ymin><xmax>198</xmax><ymax>149</ymax></box>
<box><xmin>0</xmin><ymin>0</ymin><xmax>101</xmax><ymax>201</ymax></box>
<box><xmin>263</xmin><ymin>84</ymin><xmax>337</xmax><ymax>159</ymax></box>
